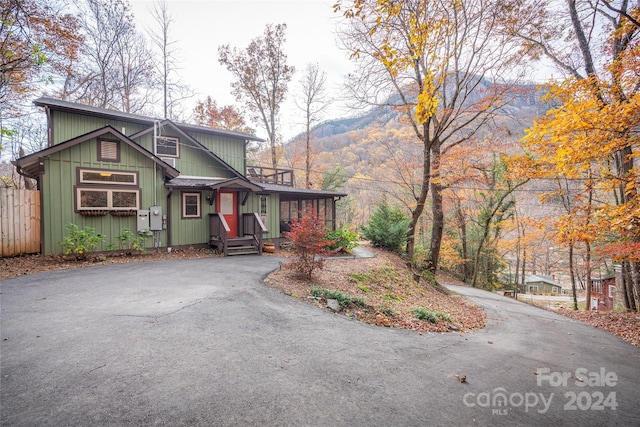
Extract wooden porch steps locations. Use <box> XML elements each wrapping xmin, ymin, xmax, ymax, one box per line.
<box><xmin>209</xmin><ymin>213</ymin><xmax>268</xmax><ymax>256</ymax></box>
<box><xmin>210</xmin><ymin>236</ymin><xmax>260</xmax><ymax>256</ymax></box>
<box><xmin>227</xmin><ymin>245</ymin><xmax>260</xmax><ymax>256</ymax></box>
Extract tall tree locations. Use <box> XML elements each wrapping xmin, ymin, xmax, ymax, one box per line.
<box><xmin>218</xmin><ymin>23</ymin><xmax>295</xmax><ymax>169</ymax></box>
<box><xmin>504</xmin><ymin>0</ymin><xmax>640</xmax><ymax>311</ymax></box>
<box><xmin>0</xmin><ymin>0</ymin><xmax>81</xmax><ymax>110</ymax></box>
<box><xmin>0</xmin><ymin>0</ymin><xmax>81</xmax><ymax>155</ymax></box>
<box><xmin>193</xmin><ymin>96</ymin><xmax>253</xmax><ymax>134</ymax></box>
<box><xmin>114</xmin><ymin>16</ymin><xmax>154</xmax><ymax>113</ymax></box>
<box><xmin>335</xmin><ymin>0</ymin><xmax>524</xmax><ymax>274</ymax></box>
<box><xmin>59</xmin><ymin>0</ymin><xmax>154</xmax><ymax>113</ymax></box>
<box><xmin>468</xmin><ymin>156</ymin><xmax>524</xmax><ymax>288</ymax></box>
<box><xmin>148</xmin><ymin>0</ymin><xmax>192</xmax><ymax>119</ymax></box>
<box><xmin>295</xmin><ymin>63</ymin><xmax>329</xmax><ymax>188</ymax></box>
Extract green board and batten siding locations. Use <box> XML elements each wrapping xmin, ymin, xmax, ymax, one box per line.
<box><xmin>40</xmin><ymin>137</ymin><xmax>167</xmax><ymax>254</ymax></box>
<box><xmin>52</xmin><ymin>111</ymin><xmax>248</xmax><ymax>176</ymax></box>
<box><xmin>187</xmin><ymin>130</ymin><xmax>246</xmax><ymax>173</ymax></box>
<box><xmin>51</xmin><ymin>111</ymin><xmax>148</xmax><ymax>145</ymax></box>
<box><xmin>241</xmin><ymin>193</ymin><xmax>280</xmax><ymax>240</ymax></box>
<box><xmin>42</xmin><ymin>112</ymin><xmax>257</xmax><ymax>253</ymax></box>
<box><xmin>168</xmin><ymin>190</ymin><xmax>214</xmax><ymax>247</ymax></box>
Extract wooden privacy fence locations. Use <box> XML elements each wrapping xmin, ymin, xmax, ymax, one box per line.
<box><xmin>0</xmin><ymin>188</ymin><xmax>41</xmax><ymax>257</ymax></box>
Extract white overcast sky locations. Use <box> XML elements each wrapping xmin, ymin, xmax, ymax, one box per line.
<box><xmin>129</xmin><ymin>0</ymin><xmax>356</xmax><ymax>141</ymax></box>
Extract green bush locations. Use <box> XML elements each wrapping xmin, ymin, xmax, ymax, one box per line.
<box><xmin>311</xmin><ymin>287</ymin><xmax>367</xmax><ymax>309</ymax></box>
<box><xmin>381</xmin><ymin>304</ymin><xmax>396</xmax><ymax>318</ymax></box>
<box><xmin>114</xmin><ymin>227</ymin><xmax>153</xmax><ymax>254</ymax></box>
<box><xmin>382</xmin><ymin>291</ymin><xmax>403</xmax><ymax>302</ymax></box>
<box><xmin>326</xmin><ymin>227</ymin><xmax>359</xmax><ymax>253</ymax></box>
<box><xmin>59</xmin><ymin>223</ymin><xmax>105</xmax><ymax>260</ymax></box>
<box><xmin>411</xmin><ymin>307</ymin><xmax>451</xmax><ymax>323</ymax></box>
<box><xmin>361</xmin><ymin>197</ymin><xmax>410</xmax><ymax>251</ymax></box>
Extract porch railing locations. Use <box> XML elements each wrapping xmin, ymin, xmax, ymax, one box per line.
<box><xmin>243</xmin><ymin>213</ymin><xmax>268</xmax><ymax>253</ymax></box>
<box><xmin>209</xmin><ymin>213</ymin><xmax>230</xmax><ymax>256</ymax></box>
<box><xmin>246</xmin><ymin>166</ymin><xmax>294</xmax><ymax>186</ymax></box>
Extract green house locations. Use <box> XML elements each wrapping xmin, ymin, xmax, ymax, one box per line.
<box><xmin>15</xmin><ymin>98</ymin><xmax>345</xmax><ymax>255</ymax></box>
<box><xmin>521</xmin><ymin>274</ymin><xmax>563</xmax><ymax>294</ymax></box>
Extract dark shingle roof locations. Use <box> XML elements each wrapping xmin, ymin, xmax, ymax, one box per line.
<box><xmin>256</xmin><ymin>182</ymin><xmax>346</xmax><ymax>198</ymax></box>
<box><xmin>33</xmin><ymin>97</ymin><xmax>264</xmax><ymax>142</ymax></box>
<box><xmin>167</xmin><ymin>177</ymin><xmax>262</xmax><ymax>192</ymax></box>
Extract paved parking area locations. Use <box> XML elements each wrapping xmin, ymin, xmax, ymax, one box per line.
<box><xmin>1</xmin><ymin>256</ymin><xmax>639</xmax><ymax>426</ymax></box>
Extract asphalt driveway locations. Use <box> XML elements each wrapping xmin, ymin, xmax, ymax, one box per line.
<box><xmin>1</xmin><ymin>256</ymin><xmax>639</xmax><ymax>426</ymax></box>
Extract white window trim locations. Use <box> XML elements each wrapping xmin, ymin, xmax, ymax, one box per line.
<box><xmin>79</xmin><ymin>168</ymin><xmax>137</xmax><ymax>186</ymax></box>
<box><xmin>156</xmin><ymin>136</ymin><xmax>180</xmax><ymax>158</ymax></box>
<box><xmin>76</xmin><ymin>188</ymin><xmax>140</xmax><ymax>210</ymax></box>
<box><xmin>259</xmin><ymin>195</ymin><xmax>268</xmax><ymax>222</ymax></box>
<box><xmin>182</xmin><ymin>192</ymin><xmax>201</xmax><ymax>218</ymax></box>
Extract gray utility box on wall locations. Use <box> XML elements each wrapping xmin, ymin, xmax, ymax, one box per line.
<box><xmin>137</xmin><ymin>207</ymin><xmax>163</xmax><ymax>232</ymax></box>
<box><xmin>137</xmin><ymin>210</ymin><xmax>150</xmax><ymax>232</ymax></box>
<box><xmin>149</xmin><ymin>206</ymin><xmax>162</xmax><ymax>231</ymax></box>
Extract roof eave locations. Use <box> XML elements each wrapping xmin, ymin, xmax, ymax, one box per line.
<box><xmin>33</xmin><ymin>97</ymin><xmax>264</xmax><ymax>142</ymax></box>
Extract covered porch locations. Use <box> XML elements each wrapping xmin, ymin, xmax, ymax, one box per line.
<box><xmin>256</xmin><ymin>182</ymin><xmax>346</xmax><ymax>249</ymax></box>
<box><xmin>166</xmin><ymin>176</ymin><xmax>268</xmax><ymax>256</ymax></box>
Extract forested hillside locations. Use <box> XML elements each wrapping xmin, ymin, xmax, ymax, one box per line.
<box><xmin>276</xmin><ymin>77</ymin><xmax>629</xmax><ymax>301</ymax></box>
<box><xmin>278</xmin><ymin>84</ymin><xmax>551</xmax><ymax>280</ymax></box>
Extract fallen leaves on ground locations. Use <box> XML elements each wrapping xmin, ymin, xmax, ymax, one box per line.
<box><xmin>557</xmin><ymin>309</ymin><xmax>640</xmax><ymax>349</ymax></box>
<box><xmin>1</xmin><ymin>248</ymin><xmax>220</xmax><ymax>280</ymax></box>
<box><xmin>264</xmin><ymin>244</ymin><xmax>487</xmax><ymax>333</ymax></box>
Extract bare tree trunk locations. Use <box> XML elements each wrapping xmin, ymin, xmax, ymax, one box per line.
<box><xmin>405</xmin><ymin>131</ymin><xmax>431</xmax><ymax>273</ymax></box>
<box><xmin>621</xmin><ymin>261</ymin><xmax>636</xmax><ymax>311</ymax></box>
<box><xmin>585</xmin><ymin>241</ymin><xmax>592</xmax><ymax>311</ymax></box>
<box><xmin>521</xmin><ymin>244</ymin><xmax>527</xmax><ymax>293</ymax></box>
<box><xmin>305</xmin><ymin>123</ymin><xmax>311</xmax><ymax>188</ymax></box>
<box><xmin>515</xmin><ymin>254</ymin><xmax>520</xmax><ymax>293</ymax></box>
<box><xmin>296</xmin><ymin>63</ymin><xmax>328</xmax><ymax>189</ymax></box>
<box><xmin>632</xmin><ymin>261</ymin><xmax>640</xmax><ymax>312</ymax></box>
<box><xmin>471</xmin><ymin>230</ymin><xmax>488</xmax><ymax>288</ymax></box>
<box><xmin>454</xmin><ymin>199</ymin><xmax>469</xmax><ymax>282</ymax></box>
<box><xmin>428</xmin><ymin>142</ymin><xmax>443</xmax><ymax>274</ymax></box>
<box><xmin>569</xmin><ymin>244</ymin><xmax>578</xmax><ymax>310</ymax></box>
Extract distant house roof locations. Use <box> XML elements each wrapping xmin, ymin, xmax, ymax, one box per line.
<box><xmin>525</xmin><ymin>274</ymin><xmax>562</xmax><ymax>287</ymax></box>
<box><xmin>33</xmin><ymin>97</ymin><xmax>265</xmax><ymax>143</ymax></box>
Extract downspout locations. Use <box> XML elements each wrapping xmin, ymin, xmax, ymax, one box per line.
<box><xmin>243</xmin><ymin>139</ymin><xmax>248</xmax><ymax>176</ymax></box>
<box><xmin>42</xmin><ymin>106</ymin><xmax>52</xmax><ymax>252</ymax></box>
<box><xmin>166</xmin><ymin>188</ymin><xmax>173</xmax><ymax>247</ymax></box>
<box><xmin>153</xmin><ymin>121</ymin><xmax>158</xmax><ymax>206</ymax></box>
<box><xmin>45</xmin><ymin>106</ymin><xmax>53</xmax><ymax>147</ymax></box>
<box><xmin>38</xmin><ymin>160</ymin><xmax>45</xmax><ymax>254</ymax></box>
<box><xmin>153</xmin><ymin>121</ymin><xmax>159</xmax><ymax>248</ymax></box>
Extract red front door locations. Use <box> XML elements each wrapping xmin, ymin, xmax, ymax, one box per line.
<box><xmin>218</xmin><ymin>190</ymin><xmax>238</xmax><ymax>237</ymax></box>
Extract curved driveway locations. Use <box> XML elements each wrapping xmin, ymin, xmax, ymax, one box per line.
<box><xmin>1</xmin><ymin>256</ymin><xmax>639</xmax><ymax>426</ymax></box>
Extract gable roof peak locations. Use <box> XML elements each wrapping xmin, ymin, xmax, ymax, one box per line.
<box><xmin>33</xmin><ymin>97</ymin><xmax>264</xmax><ymax>142</ymax></box>
<box><xmin>14</xmin><ymin>124</ymin><xmax>180</xmax><ymax>179</ymax></box>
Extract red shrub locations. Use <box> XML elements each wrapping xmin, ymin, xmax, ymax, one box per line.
<box><xmin>283</xmin><ymin>206</ymin><xmax>334</xmax><ymax>278</ymax></box>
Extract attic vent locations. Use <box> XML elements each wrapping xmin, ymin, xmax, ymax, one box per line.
<box><xmin>98</xmin><ymin>139</ymin><xmax>120</xmax><ymax>162</ymax></box>
<box><xmin>160</xmin><ymin>157</ymin><xmax>176</xmax><ymax>167</ymax></box>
